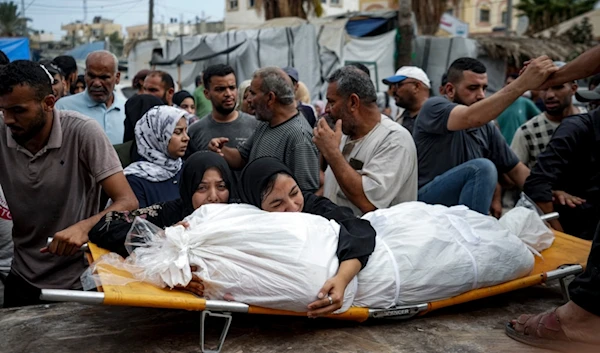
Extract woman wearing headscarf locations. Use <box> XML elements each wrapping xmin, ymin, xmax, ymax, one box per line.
<box><xmin>236</xmin><ymin>79</ymin><xmax>254</xmax><ymax>115</ymax></box>
<box><xmin>173</xmin><ymin>90</ymin><xmax>196</xmax><ymax>115</ymax></box>
<box><xmin>90</xmin><ymin>151</ymin><xmax>238</xmax><ymax>257</ymax></box>
<box><xmin>240</xmin><ymin>157</ymin><xmax>376</xmax><ymax>317</ymax></box>
<box><xmin>124</xmin><ymin>105</ymin><xmax>191</xmax><ymax>208</ymax></box>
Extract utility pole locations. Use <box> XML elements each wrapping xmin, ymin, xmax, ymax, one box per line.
<box><xmin>148</xmin><ymin>0</ymin><xmax>154</xmax><ymax>40</ymax></box>
<box><xmin>397</xmin><ymin>0</ymin><xmax>413</xmax><ymax>68</ymax></box>
<box><xmin>83</xmin><ymin>0</ymin><xmax>88</xmax><ymax>23</ymax></box>
<box><xmin>20</xmin><ymin>0</ymin><xmax>26</xmax><ymax>37</ymax></box>
<box><xmin>506</xmin><ymin>0</ymin><xmax>513</xmax><ymax>36</ymax></box>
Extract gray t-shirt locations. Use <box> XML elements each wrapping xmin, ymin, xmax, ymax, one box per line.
<box><xmin>188</xmin><ymin>112</ymin><xmax>259</xmax><ymax>153</ymax></box>
<box><xmin>238</xmin><ymin>114</ymin><xmax>320</xmax><ymax>192</ymax></box>
<box><xmin>0</xmin><ymin>109</ymin><xmax>122</xmax><ymax>289</ymax></box>
<box><xmin>0</xmin><ymin>185</ymin><xmax>12</xmax><ymax>278</ymax></box>
<box><xmin>413</xmin><ymin>96</ymin><xmax>520</xmax><ymax>188</ymax></box>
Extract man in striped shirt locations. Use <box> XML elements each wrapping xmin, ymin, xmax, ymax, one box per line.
<box><xmin>209</xmin><ymin>67</ymin><xmax>320</xmax><ymax>192</ymax></box>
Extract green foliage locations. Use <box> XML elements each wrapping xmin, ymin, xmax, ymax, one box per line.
<box><xmin>0</xmin><ymin>1</ymin><xmax>27</xmax><ymax>37</ymax></box>
<box><xmin>516</xmin><ymin>0</ymin><xmax>596</xmax><ymax>34</ymax></box>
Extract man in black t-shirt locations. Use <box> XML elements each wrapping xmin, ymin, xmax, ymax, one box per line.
<box><xmin>413</xmin><ymin>57</ymin><xmax>555</xmax><ymax>214</ymax></box>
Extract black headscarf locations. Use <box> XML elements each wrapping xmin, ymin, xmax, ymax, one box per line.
<box><xmin>173</xmin><ymin>90</ymin><xmax>194</xmax><ymax>107</ymax></box>
<box><xmin>180</xmin><ymin>151</ymin><xmax>238</xmax><ymax>215</ymax></box>
<box><xmin>240</xmin><ymin>157</ymin><xmax>295</xmax><ymax>208</ymax></box>
<box><xmin>124</xmin><ymin>94</ymin><xmax>164</xmax><ymax>142</ymax></box>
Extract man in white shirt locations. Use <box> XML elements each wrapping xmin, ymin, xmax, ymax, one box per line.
<box><xmin>313</xmin><ymin>66</ymin><xmax>418</xmax><ymax>216</ymax></box>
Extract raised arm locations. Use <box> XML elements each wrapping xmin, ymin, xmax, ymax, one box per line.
<box><xmin>542</xmin><ymin>45</ymin><xmax>600</xmax><ymax>88</ymax></box>
<box><xmin>447</xmin><ymin>56</ymin><xmax>558</xmax><ymax>131</ymax></box>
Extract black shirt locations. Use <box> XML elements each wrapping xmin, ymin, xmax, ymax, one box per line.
<box><xmin>524</xmin><ymin>110</ymin><xmax>600</xmax><ymax>239</ymax></box>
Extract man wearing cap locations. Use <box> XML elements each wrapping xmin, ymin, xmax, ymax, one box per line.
<box><xmin>40</xmin><ymin>60</ymin><xmax>67</xmax><ymax>99</ymax></box>
<box><xmin>576</xmin><ymin>78</ymin><xmax>600</xmax><ymax>111</ymax></box>
<box><xmin>413</xmin><ymin>57</ymin><xmax>557</xmax><ymax>215</ymax></box>
<box><xmin>383</xmin><ymin>66</ymin><xmax>431</xmax><ymax>134</ymax></box>
<box><xmin>55</xmin><ymin>50</ymin><xmax>125</xmax><ymax>145</ymax></box>
<box><xmin>511</xmin><ymin>62</ymin><xmax>584</xmax><ymax>169</ymax></box>
<box><xmin>283</xmin><ymin>66</ymin><xmax>317</xmax><ymax>127</ymax></box>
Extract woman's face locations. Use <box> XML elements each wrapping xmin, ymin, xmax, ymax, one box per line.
<box><xmin>260</xmin><ymin>174</ymin><xmax>304</xmax><ymax>212</ymax></box>
<box><xmin>167</xmin><ymin>117</ymin><xmax>189</xmax><ymax>159</ymax></box>
<box><xmin>242</xmin><ymin>88</ymin><xmax>255</xmax><ymax>115</ymax></box>
<box><xmin>179</xmin><ymin>97</ymin><xmax>196</xmax><ymax>115</ymax></box>
<box><xmin>74</xmin><ymin>82</ymin><xmax>85</xmax><ymax>94</ymax></box>
<box><xmin>191</xmin><ymin>168</ymin><xmax>230</xmax><ymax>209</ymax></box>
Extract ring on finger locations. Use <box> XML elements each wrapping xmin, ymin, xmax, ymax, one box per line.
<box><xmin>327</xmin><ymin>296</ymin><xmax>333</xmax><ymax>305</ymax></box>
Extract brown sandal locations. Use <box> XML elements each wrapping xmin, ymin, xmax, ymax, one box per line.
<box><xmin>505</xmin><ymin>310</ymin><xmax>597</xmax><ymax>352</ymax></box>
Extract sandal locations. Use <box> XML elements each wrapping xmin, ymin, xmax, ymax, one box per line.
<box><xmin>505</xmin><ymin>310</ymin><xmax>598</xmax><ymax>353</ymax></box>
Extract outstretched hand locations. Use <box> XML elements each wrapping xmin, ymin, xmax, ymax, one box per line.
<box><xmin>307</xmin><ymin>275</ymin><xmax>347</xmax><ymax>318</ymax></box>
<box><xmin>552</xmin><ymin>190</ymin><xmax>586</xmax><ymax>208</ymax></box>
<box><xmin>517</xmin><ymin>56</ymin><xmax>559</xmax><ymax>91</ymax></box>
<box><xmin>208</xmin><ymin>137</ymin><xmax>229</xmax><ymax>156</ymax></box>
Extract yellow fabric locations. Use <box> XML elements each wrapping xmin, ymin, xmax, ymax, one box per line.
<box><xmin>88</xmin><ymin>231</ymin><xmax>590</xmax><ymax>322</ymax></box>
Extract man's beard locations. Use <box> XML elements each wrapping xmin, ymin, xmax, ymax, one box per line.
<box><xmin>254</xmin><ymin>103</ymin><xmax>273</xmax><ymax>122</ymax></box>
<box><xmin>11</xmin><ymin>106</ymin><xmax>47</xmax><ymax>145</ymax></box>
<box><xmin>452</xmin><ymin>93</ymin><xmax>468</xmax><ymax>106</ymax></box>
<box><xmin>214</xmin><ymin>104</ymin><xmax>236</xmax><ymax>116</ymax></box>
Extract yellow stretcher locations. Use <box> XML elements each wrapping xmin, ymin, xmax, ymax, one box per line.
<box><xmin>40</xmin><ymin>221</ymin><xmax>592</xmax><ymax>353</ymax></box>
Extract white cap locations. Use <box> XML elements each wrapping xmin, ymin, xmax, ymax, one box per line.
<box><xmin>383</xmin><ymin>66</ymin><xmax>431</xmax><ymax>88</ymax></box>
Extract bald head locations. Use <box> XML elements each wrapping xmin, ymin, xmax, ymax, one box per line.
<box><xmin>253</xmin><ymin>67</ymin><xmax>295</xmax><ymax>105</ymax></box>
<box><xmin>86</xmin><ymin>50</ymin><xmax>118</xmax><ymax>73</ymax></box>
<box><xmin>84</xmin><ymin>50</ymin><xmax>120</xmax><ymax>104</ymax></box>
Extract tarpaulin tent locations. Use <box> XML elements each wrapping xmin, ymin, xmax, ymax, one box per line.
<box><xmin>0</xmin><ymin>37</ymin><xmax>30</xmax><ymax>60</ymax></box>
<box><xmin>150</xmin><ymin>40</ymin><xmax>246</xmax><ymax>66</ymax></box>
<box><xmin>64</xmin><ymin>41</ymin><xmax>106</xmax><ymax>60</ymax></box>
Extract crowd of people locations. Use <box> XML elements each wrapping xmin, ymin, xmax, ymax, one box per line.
<box><xmin>1</xmin><ymin>45</ymin><xmax>600</xmax><ymax>351</ymax></box>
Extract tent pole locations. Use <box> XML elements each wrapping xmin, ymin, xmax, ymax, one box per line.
<box><xmin>178</xmin><ymin>64</ymin><xmax>182</xmax><ymax>90</ymax></box>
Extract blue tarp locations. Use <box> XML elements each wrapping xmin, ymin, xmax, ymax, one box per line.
<box><xmin>346</xmin><ymin>18</ymin><xmax>388</xmax><ymax>37</ymax></box>
<box><xmin>0</xmin><ymin>37</ymin><xmax>30</xmax><ymax>60</ymax></box>
<box><xmin>64</xmin><ymin>41</ymin><xmax>105</xmax><ymax>60</ymax></box>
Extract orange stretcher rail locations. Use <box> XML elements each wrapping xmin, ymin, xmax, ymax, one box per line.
<box><xmin>41</xmin><ymin>230</ymin><xmax>590</xmax><ymax>324</ymax></box>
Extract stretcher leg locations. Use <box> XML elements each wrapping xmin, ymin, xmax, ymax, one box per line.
<box><xmin>200</xmin><ymin>310</ymin><xmax>232</xmax><ymax>353</ymax></box>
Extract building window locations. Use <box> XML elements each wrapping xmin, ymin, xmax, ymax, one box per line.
<box><xmin>248</xmin><ymin>0</ymin><xmax>255</xmax><ymax>8</ymax></box>
<box><xmin>321</xmin><ymin>0</ymin><xmax>327</xmax><ymax>3</ymax></box>
<box><xmin>228</xmin><ymin>0</ymin><xmax>239</xmax><ymax>11</ymax></box>
<box><xmin>501</xmin><ymin>11</ymin><xmax>508</xmax><ymax>25</ymax></box>
<box><xmin>331</xmin><ymin>0</ymin><xmax>341</xmax><ymax>5</ymax></box>
<box><xmin>479</xmin><ymin>7</ymin><xmax>490</xmax><ymax>23</ymax></box>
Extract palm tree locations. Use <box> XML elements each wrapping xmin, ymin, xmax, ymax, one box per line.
<box><xmin>516</xmin><ymin>0</ymin><xmax>596</xmax><ymax>34</ymax></box>
<box><xmin>255</xmin><ymin>0</ymin><xmax>323</xmax><ymax>20</ymax></box>
<box><xmin>0</xmin><ymin>1</ymin><xmax>26</xmax><ymax>37</ymax></box>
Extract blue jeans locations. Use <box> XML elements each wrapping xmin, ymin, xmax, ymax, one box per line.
<box><xmin>418</xmin><ymin>158</ymin><xmax>498</xmax><ymax>214</ymax></box>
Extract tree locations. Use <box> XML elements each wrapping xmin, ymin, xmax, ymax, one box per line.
<box><xmin>108</xmin><ymin>31</ymin><xmax>124</xmax><ymax>57</ymax></box>
<box><xmin>0</xmin><ymin>1</ymin><xmax>27</xmax><ymax>37</ymax></box>
<box><xmin>255</xmin><ymin>0</ymin><xmax>323</xmax><ymax>20</ymax></box>
<box><xmin>516</xmin><ymin>0</ymin><xmax>596</xmax><ymax>34</ymax></box>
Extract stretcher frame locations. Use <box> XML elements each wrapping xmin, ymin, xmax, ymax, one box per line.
<box><xmin>40</xmin><ymin>213</ymin><xmax>592</xmax><ymax>353</ymax></box>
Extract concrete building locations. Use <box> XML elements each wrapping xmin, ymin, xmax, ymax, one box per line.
<box><xmin>444</xmin><ymin>0</ymin><xmax>521</xmax><ymax>36</ymax></box>
<box><xmin>225</xmin><ymin>0</ymin><xmax>366</xmax><ymax>30</ymax></box>
<box><xmin>62</xmin><ymin>17</ymin><xmax>122</xmax><ymax>46</ymax></box>
<box><xmin>126</xmin><ymin>21</ymin><xmax>225</xmax><ymax>40</ymax></box>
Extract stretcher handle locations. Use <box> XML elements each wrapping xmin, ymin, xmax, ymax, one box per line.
<box><xmin>540</xmin><ymin>212</ymin><xmax>559</xmax><ymax>222</ymax></box>
<box><xmin>46</xmin><ymin>237</ymin><xmax>89</xmax><ymax>252</ymax></box>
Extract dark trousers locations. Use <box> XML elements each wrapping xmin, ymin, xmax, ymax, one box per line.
<box><xmin>2</xmin><ymin>272</ymin><xmax>43</xmax><ymax>308</ymax></box>
<box><xmin>570</xmin><ymin>221</ymin><xmax>600</xmax><ymax>316</ymax></box>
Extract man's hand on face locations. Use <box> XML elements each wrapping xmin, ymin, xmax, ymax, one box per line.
<box><xmin>313</xmin><ymin>118</ymin><xmax>343</xmax><ymax>159</ymax></box>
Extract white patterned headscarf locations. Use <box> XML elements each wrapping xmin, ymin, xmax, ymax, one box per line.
<box><xmin>124</xmin><ymin>105</ymin><xmax>188</xmax><ymax>182</ymax></box>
